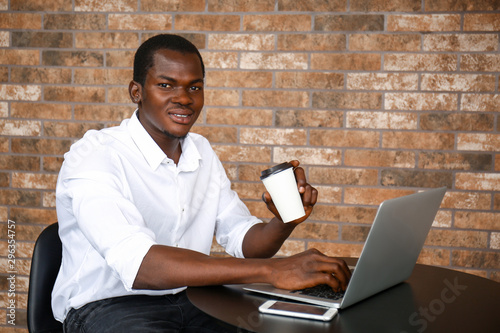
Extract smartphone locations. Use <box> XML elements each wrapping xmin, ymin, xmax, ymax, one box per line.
<box><xmin>258</xmin><ymin>300</ymin><xmax>338</xmax><ymax>321</ymax></box>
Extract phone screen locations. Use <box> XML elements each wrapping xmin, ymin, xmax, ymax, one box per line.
<box><xmin>269</xmin><ymin>301</ymin><xmax>329</xmax><ymax>315</ymax></box>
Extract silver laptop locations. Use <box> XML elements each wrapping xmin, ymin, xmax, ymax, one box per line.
<box><xmin>243</xmin><ymin>187</ymin><xmax>447</xmax><ymax>309</ymax></box>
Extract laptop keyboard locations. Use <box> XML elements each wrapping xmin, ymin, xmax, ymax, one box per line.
<box><xmin>292</xmin><ymin>284</ymin><xmax>345</xmax><ymax>300</ymax></box>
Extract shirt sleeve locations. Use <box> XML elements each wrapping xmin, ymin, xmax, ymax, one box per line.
<box><xmin>59</xmin><ymin>149</ymin><xmax>157</xmax><ymax>291</ymax></box>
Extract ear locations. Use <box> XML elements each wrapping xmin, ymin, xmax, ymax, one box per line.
<box><xmin>128</xmin><ymin>80</ymin><xmax>142</xmax><ymax>104</ymax></box>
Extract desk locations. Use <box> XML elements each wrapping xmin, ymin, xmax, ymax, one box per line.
<box><xmin>188</xmin><ymin>260</ymin><xmax>500</xmax><ymax>333</ymax></box>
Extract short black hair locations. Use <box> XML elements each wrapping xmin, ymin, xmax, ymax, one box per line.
<box><xmin>133</xmin><ymin>34</ymin><xmax>205</xmax><ymax>86</ymax></box>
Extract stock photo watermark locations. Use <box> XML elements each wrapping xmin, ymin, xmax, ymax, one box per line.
<box><xmin>6</xmin><ymin>219</ymin><xmax>17</xmax><ymax>326</ymax></box>
<box><xmin>403</xmin><ymin>277</ymin><xmax>467</xmax><ymax>333</ymax></box>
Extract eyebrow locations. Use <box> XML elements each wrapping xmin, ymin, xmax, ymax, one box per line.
<box><xmin>157</xmin><ymin>75</ymin><xmax>204</xmax><ymax>85</ymax></box>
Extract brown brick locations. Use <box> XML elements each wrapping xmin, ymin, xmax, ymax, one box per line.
<box><xmin>141</xmin><ymin>0</ymin><xmax>205</xmax><ymax>11</ymax></box>
<box><xmin>230</xmin><ymin>182</ymin><xmax>263</xmax><ymax>200</ymax></box>
<box><xmin>455</xmin><ymin>173</ymin><xmax>500</xmax><ymax>191</ymax></box>
<box><xmin>308</xmin><ymin>242</ymin><xmax>364</xmax><ymax>257</ymax></box>
<box><xmin>491</xmin><ymin>233</ymin><xmax>500</xmax><ymax>250</ymax></box>
<box><xmin>442</xmin><ymin>191</ymin><xmax>491</xmax><ymax>210</ymax></box>
<box><xmin>455</xmin><ymin>212</ymin><xmax>500</xmax><ymax>230</ymax></box>
<box><xmin>0</xmin><ymin>13</ymin><xmax>42</xmax><ymax>29</ymax></box>
<box><xmin>273</xmin><ymin>147</ymin><xmax>342</xmax><ymax>166</ymax></box>
<box><xmin>108</xmin><ymin>14</ymin><xmax>172</xmax><ymax>30</ymax></box>
<box><xmin>388</xmin><ymin>14</ymin><xmax>460</xmax><ymax>31</ymax></box>
<box><xmin>417</xmin><ymin>248</ymin><xmax>450</xmax><ymax>266</ymax></box>
<box><xmin>0</xmin><ymin>138</ymin><xmax>8</xmax><ymax>153</ymax></box>
<box><xmin>350</xmin><ymin>34</ymin><xmax>420</xmax><ymax>51</ymax></box>
<box><xmin>426</xmin><ymin>229</ymin><xmax>488</xmax><ymax>248</ymax></box>
<box><xmin>276</xmin><ymin>72</ymin><xmax>344</xmax><ymax>90</ymax></box>
<box><xmin>310</xmin><ymin>130</ymin><xmax>379</xmax><ymax>148</ymax></box>
<box><xmin>43</xmin><ymin>121</ymin><xmax>104</xmax><ymax>138</ymax></box>
<box><xmin>452</xmin><ymin>250</ymin><xmax>499</xmax><ymax>269</ymax></box>
<box><xmin>426</xmin><ymin>0</ymin><xmax>500</xmax><ymax>11</ymax></box>
<box><xmin>344</xmin><ymin>187</ymin><xmax>415</xmax><ymax>205</ymax></box>
<box><xmin>42</xmin><ymin>156</ymin><xmax>64</xmax><ymax>173</ymax></box>
<box><xmin>75</xmin><ymin>0</ymin><xmax>136</xmax><ymax>11</ymax></box>
<box><xmin>74</xmin><ymin>68</ymin><xmax>132</xmax><ymax>85</ymax></box>
<box><xmin>12</xmin><ymin>172</ymin><xmax>57</xmax><ymax>190</ymax></box>
<box><xmin>461</xmin><ymin>54</ymin><xmax>500</xmax><ymax>72</ymax></box>
<box><xmin>278</xmin><ymin>0</ymin><xmax>347</xmax><ymax>11</ymax></box>
<box><xmin>386</xmin><ymin>93</ymin><xmax>457</xmax><ymax>111</ymax></box>
<box><xmin>0</xmin><ymin>101</ymin><xmax>6</xmax><ymax>116</ymax></box>
<box><xmin>11</xmin><ymin>138</ymin><xmax>72</xmax><ymax>155</ymax></box>
<box><xmin>419</xmin><ymin>152</ymin><xmax>492</xmax><ymax>171</ymax></box>
<box><xmin>293</xmin><ymin>222</ymin><xmax>339</xmax><ymax>240</ymax></box>
<box><xmin>342</xmin><ymin>225</ymin><xmax>371</xmax><ymax>242</ymax></box>
<box><xmin>44</xmin><ymin>13</ymin><xmax>106</xmax><ymax>30</ymax></box>
<box><xmin>238</xmin><ymin>164</ymin><xmax>272</xmax><ymax>182</ymax></box>
<box><xmin>0</xmin><ymin>172</ymin><xmax>9</xmax><ymax>187</ymax></box>
<box><xmin>0</xmin><ymin>155</ymin><xmax>40</xmax><ymax>171</ymax></box>
<box><xmin>421</xmin><ymin>113</ymin><xmax>494</xmax><ymax>131</ymax></box>
<box><xmin>313</xmin><ymin>92</ymin><xmax>382</xmax><ymax>110</ymax></box>
<box><xmin>315</xmin><ymin>186</ymin><xmax>342</xmax><ymax>204</ymax></box>
<box><xmin>106</xmin><ymin>50</ymin><xmax>135</xmax><ymax>68</ymax></box>
<box><xmin>75</xmin><ymin>32</ymin><xmax>139</xmax><ymax>49</ymax></box>
<box><xmin>457</xmin><ymin>134</ymin><xmax>500</xmax><ymax>152</ymax></box>
<box><xmin>206</xmin><ymin>71</ymin><xmax>272</xmax><ymax>88</ymax></box>
<box><xmin>351</xmin><ymin>0</ymin><xmax>421</xmax><ymax>11</ymax></box>
<box><xmin>315</xmin><ymin>14</ymin><xmax>383</xmax><ymax>31</ymax></box>
<box><xmin>311</xmin><ymin>53</ymin><xmax>381</xmax><ymax>71</ymax></box>
<box><xmin>461</xmin><ymin>94</ymin><xmax>500</xmax><ymax>112</ymax></box>
<box><xmin>241</xmin><ymin>52</ymin><xmax>308</xmax><ymax>70</ymax></box>
<box><xmin>209</xmin><ymin>0</ymin><xmax>274</xmax><ymax>12</ymax></box>
<box><xmin>108</xmin><ymin>87</ymin><xmax>132</xmax><ymax>104</ymax></box>
<box><xmin>244</xmin><ymin>14</ymin><xmax>311</xmax><ymax>31</ymax></box>
<box><xmin>212</xmin><ymin>145</ymin><xmax>271</xmax><ymax>163</ymax></box>
<box><xmin>240</xmin><ymin>128</ymin><xmax>307</xmax><ymax>146</ymax></box>
<box><xmin>0</xmin><ymin>120</ymin><xmax>41</xmax><ymax>136</ymax></box>
<box><xmin>10</xmin><ymin>103</ymin><xmax>71</xmax><ymax>119</ymax></box>
<box><xmin>385</xmin><ymin>53</ymin><xmax>457</xmax><ymax>71</ymax></box>
<box><xmin>42</xmin><ymin>50</ymin><xmax>103</xmax><ymax>67</ymax></box>
<box><xmin>0</xmin><ymin>85</ymin><xmax>41</xmax><ymax>102</ymax></box>
<box><xmin>0</xmin><ymin>189</ymin><xmax>41</xmax><ymax>206</ymax></box>
<box><xmin>345</xmin><ymin>150</ymin><xmax>415</xmax><ymax>168</ymax></box>
<box><xmin>464</xmin><ymin>14</ymin><xmax>500</xmax><ymax>31</ymax></box>
<box><xmin>11</xmin><ymin>0</ymin><xmax>72</xmax><ymax>11</ymax></box>
<box><xmin>309</xmin><ymin>167</ymin><xmax>378</xmax><ymax>186</ymax></box>
<box><xmin>0</xmin><ymin>66</ymin><xmax>7</xmax><ymax>81</ymax></box>
<box><xmin>382</xmin><ymin>132</ymin><xmax>454</xmax><ymax>150</ymax></box>
<box><xmin>73</xmin><ymin>105</ymin><xmax>132</xmax><ymax>122</ymax></box>
<box><xmin>278</xmin><ymin>34</ymin><xmax>346</xmax><ymax>51</ymax></box>
<box><xmin>9</xmin><ymin>208</ymin><xmax>57</xmax><ymax>226</ymax></box>
<box><xmin>347</xmin><ymin>73</ymin><xmax>418</xmax><ymax>91</ymax></box>
<box><xmin>12</xmin><ymin>31</ymin><xmax>72</xmax><ymax>48</ymax></box>
<box><xmin>424</xmin><ymin>34</ymin><xmax>498</xmax><ymax>52</ymax></box>
<box><xmin>205</xmin><ymin>89</ymin><xmax>239</xmax><ymax>107</ymax></box>
<box><xmin>206</xmin><ymin>108</ymin><xmax>272</xmax><ymax>126</ymax></box>
<box><xmin>422</xmin><ymin>74</ymin><xmax>496</xmax><ymax>92</ymax></box>
<box><xmin>347</xmin><ymin>111</ymin><xmax>417</xmax><ymax>130</ymax></box>
<box><xmin>45</xmin><ymin>86</ymin><xmax>105</xmax><ymax>103</ymax></box>
<box><xmin>208</xmin><ymin>34</ymin><xmax>275</xmax><ymax>51</ymax></box>
<box><xmin>176</xmin><ymin>14</ymin><xmax>239</xmax><ymax>31</ymax></box>
<box><xmin>191</xmin><ymin>125</ymin><xmax>237</xmax><ymax>144</ymax></box>
<box><xmin>11</xmin><ymin>67</ymin><xmax>72</xmax><ymax>84</ymax></box>
<box><xmin>275</xmin><ymin>110</ymin><xmax>343</xmax><ymax>128</ymax></box>
<box><xmin>381</xmin><ymin>169</ymin><xmax>452</xmax><ymax>188</ymax></box>
<box><xmin>312</xmin><ymin>205</ymin><xmax>377</xmax><ymax>224</ymax></box>
<box><xmin>201</xmin><ymin>51</ymin><xmax>238</xmax><ymax>69</ymax></box>
<box><xmin>242</xmin><ymin>90</ymin><xmax>309</xmax><ymax>108</ymax></box>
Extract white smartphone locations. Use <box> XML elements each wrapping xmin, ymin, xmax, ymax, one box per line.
<box><xmin>258</xmin><ymin>300</ymin><xmax>338</xmax><ymax>321</ymax></box>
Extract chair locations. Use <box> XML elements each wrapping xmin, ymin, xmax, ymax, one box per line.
<box><xmin>27</xmin><ymin>222</ymin><xmax>63</xmax><ymax>332</ymax></box>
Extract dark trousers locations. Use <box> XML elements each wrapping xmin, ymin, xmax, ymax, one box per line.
<box><xmin>63</xmin><ymin>291</ymin><xmax>238</xmax><ymax>333</ymax></box>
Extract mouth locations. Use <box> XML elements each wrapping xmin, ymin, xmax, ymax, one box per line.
<box><xmin>168</xmin><ymin>109</ymin><xmax>194</xmax><ymax>124</ymax></box>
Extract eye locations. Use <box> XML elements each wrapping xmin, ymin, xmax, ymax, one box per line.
<box><xmin>190</xmin><ymin>85</ymin><xmax>203</xmax><ymax>92</ymax></box>
<box><xmin>159</xmin><ymin>83</ymin><xmax>172</xmax><ymax>89</ymax></box>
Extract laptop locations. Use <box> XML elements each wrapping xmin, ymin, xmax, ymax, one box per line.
<box><xmin>243</xmin><ymin>187</ymin><xmax>447</xmax><ymax>309</ymax></box>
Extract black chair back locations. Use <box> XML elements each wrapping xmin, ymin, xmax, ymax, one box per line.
<box><xmin>27</xmin><ymin>222</ymin><xmax>63</xmax><ymax>332</ymax></box>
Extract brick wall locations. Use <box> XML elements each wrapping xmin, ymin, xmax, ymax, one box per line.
<box><xmin>1</xmin><ymin>0</ymin><xmax>499</xmax><ymax>330</ymax></box>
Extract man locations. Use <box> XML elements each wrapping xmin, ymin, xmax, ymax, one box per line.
<box><xmin>53</xmin><ymin>34</ymin><xmax>351</xmax><ymax>332</ymax></box>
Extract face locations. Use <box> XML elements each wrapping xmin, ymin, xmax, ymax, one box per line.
<box><xmin>129</xmin><ymin>49</ymin><xmax>204</xmax><ymax>144</ymax></box>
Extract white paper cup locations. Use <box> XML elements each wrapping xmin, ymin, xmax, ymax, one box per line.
<box><xmin>261</xmin><ymin>162</ymin><xmax>306</xmax><ymax>223</ymax></box>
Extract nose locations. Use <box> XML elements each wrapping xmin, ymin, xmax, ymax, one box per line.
<box><xmin>171</xmin><ymin>87</ymin><xmax>192</xmax><ymax>105</ymax></box>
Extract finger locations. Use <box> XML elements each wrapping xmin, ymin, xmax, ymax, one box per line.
<box><xmin>300</xmin><ymin>184</ymin><xmax>318</xmax><ymax>207</ymax></box>
<box><xmin>293</xmin><ymin>166</ymin><xmax>307</xmax><ymax>193</ymax></box>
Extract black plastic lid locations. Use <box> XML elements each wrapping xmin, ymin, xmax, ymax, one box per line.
<box><xmin>260</xmin><ymin>162</ymin><xmax>293</xmax><ymax>180</ymax></box>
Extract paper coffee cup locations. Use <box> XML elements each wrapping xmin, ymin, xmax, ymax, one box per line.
<box><xmin>260</xmin><ymin>162</ymin><xmax>306</xmax><ymax>223</ymax></box>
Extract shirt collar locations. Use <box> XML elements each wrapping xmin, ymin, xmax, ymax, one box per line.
<box><xmin>128</xmin><ymin>110</ymin><xmax>201</xmax><ymax>172</ymax></box>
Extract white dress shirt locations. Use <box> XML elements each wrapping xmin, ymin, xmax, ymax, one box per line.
<box><xmin>52</xmin><ymin>111</ymin><xmax>261</xmax><ymax>322</ymax></box>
